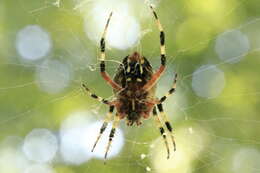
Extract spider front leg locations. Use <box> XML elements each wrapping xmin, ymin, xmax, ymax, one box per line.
<box><xmin>157</xmin><ymin>103</ymin><xmax>176</xmax><ymax>151</ymax></box>
<box><xmin>159</xmin><ymin>73</ymin><xmax>177</xmax><ymax>103</ymax></box>
<box><xmin>91</xmin><ymin>106</ymin><xmax>115</xmax><ymax>152</ymax></box>
<box><xmin>143</xmin><ymin>5</ymin><xmax>167</xmax><ymax>91</ymax></box>
<box><xmin>99</xmin><ymin>12</ymin><xmax>122</xmax><ymax>91</ymax></box>
<box><xmin>82</xmin><ymin>83</ymin><xmax>110</xmax><ymax>105</ymax></box>
<box><xmin>153</xmin><ymin>107</ymin><xmax>170</xmax><ymax>159</ymax></box>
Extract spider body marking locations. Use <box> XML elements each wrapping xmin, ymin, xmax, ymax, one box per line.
<box><xmin>82</xmin><ymin>5</ymin><xmax>177</xmax><ymax>162</ymax></box>
<box><xmin>113</xmin><ymin>52</ymin><xmax>156</xmax><ymax>126</ymax></box>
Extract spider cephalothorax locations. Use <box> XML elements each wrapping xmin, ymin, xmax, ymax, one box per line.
<box><xmin>82</xmin><ymin>5</ymin><xmax>177</xmax><ymax>162</ymax></box>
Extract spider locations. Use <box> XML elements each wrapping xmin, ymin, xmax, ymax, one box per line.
<box><xmin>82</xmin><ymin>5</ymin><xmax>177</xmax><ymax>162</ymax></box>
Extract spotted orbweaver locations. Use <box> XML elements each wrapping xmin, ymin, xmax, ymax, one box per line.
<box><xmin>82</xmin><ymin>5</ymin><xmax>177</xmax><ymax>162</ymax></box>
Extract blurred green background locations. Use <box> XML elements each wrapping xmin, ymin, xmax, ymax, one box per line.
<box><xmin>1</xmin><ymin>0</ymin><xmax>260</xmax><ymax>173</ymax></box>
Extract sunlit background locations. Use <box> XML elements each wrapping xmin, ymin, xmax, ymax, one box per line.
<box><xmin>1</xmin><ymin>0</ymin><xmax>260</xmax><ymax>172</ymax></box>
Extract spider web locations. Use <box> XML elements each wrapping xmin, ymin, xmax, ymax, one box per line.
<box><xmin>1</xmin><ymin>0</ymin><xmax>260</xmax><ymax>172</ymax></box>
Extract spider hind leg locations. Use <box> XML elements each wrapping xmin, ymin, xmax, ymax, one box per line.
<box><xmin>91</xmin><ymin>106</ymin><xmax>115</xmax><ymax>152</ymax></box>
<box><xmin>157</xmin><ymin>103</ymin><xmax>176</xmax><ymax>151</ymax></box>
<box><xmin>159</xmin><ymin>73</ymin><xmax>177</xmax><ymax>103</ymax></box>
<box><xmin>153</xmin><ymin>107</ymin><xmax>170</xmax><ymax>159</ymax></box>
<box><xmin>104</xmin><ymin>115</ymin><xmax>120</xmax><ymax>163</ymax></box>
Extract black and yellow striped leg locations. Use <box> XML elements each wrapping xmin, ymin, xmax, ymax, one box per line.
<box><xmin>159</xmin><ymin>73</ymin><xmax>177</xmax><ymax>103</ymax></box>
<box><xmin>82</xmin><ymin>83</ymin><xmax>110</xmax><ymax>105</ymax></box>
<box><xmin>150</xmin><ymin>5</ymin><xmax>166</xmax><ymax>66</ymax></box>
<box><xmin>100</xmin><ymin>12</ymin><xmax>112</xmax><ymax>63</ymax></box>
<box><xmin>157</xmin><ymin>103</ymin><xmax>176</xmax><ymax>151</ymax></box>
<box><xmin>153</xmin><ymin>107</ymin><xmax>170</xmax><ymax>159</ymax></box>
<box><xmin>91</xmin><ymin>106</ymin><xmax>115</xmax><ymax>152</ymax></box>
<box><xmin>104</xmin><ymin>114</ymin><xmax>120</xmax><ymax>163</ymax></box>
<box><xmin>142</xmin><ymin>5</ymin><xmax>167</xmax><ymax>91</ymax></box>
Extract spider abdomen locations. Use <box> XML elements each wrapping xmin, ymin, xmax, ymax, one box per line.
<box><xmin>116</xmin><ymin>92</ymin><xmax>154</xmax><ymax>126</ymax></box>
<box><xmin>113</xmin><ymin>52</ymin><xmax>156</xmax><ymax>126</ymax></box>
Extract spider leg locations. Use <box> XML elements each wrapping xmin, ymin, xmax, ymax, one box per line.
<box><xmin>143</xmin><ymin>5</ymin><xmax>166</xmax><ymax>91</ymax></box>
<box><xmin>157</xmin><ymin>103</ymin><xmax>176</xmax><ymax>151</ymax></box>
<box><xmin>153</xmin><ymin>107</ymin><xmax>170</xmax><ymax>159</ymax></box>
<box><xmin>82</xmin><ymin>83</ymin><xmax>110</xmax><ymax>105</ymax></box>
<box><xmin>91</xmin><ymin>106</ymin><xmax>115</xmax><ymax>152</ymax></box>
<box><xmin>104</xmin><ymin>114</ymin><xmax>120</xmax><ymax>163</ymax></box>
<box><xmin>99</xmin><ymin>12</ymin><xmax>122</xmax><ymax>91</ymax></box>
<box><xmin>159</xmin><ymin>73</ymin><xmax>177</xmax><ymax>103</ymax></box>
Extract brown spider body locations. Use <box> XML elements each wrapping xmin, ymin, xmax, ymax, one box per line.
<box><xmin>82</xmin><ymin>6</ymin><xmax>177</xmax><ymax>161</ymax></box>
<box><xmin>113</xmin><ymin>52</ymin><xmax>156</xmax><ymax>126</ymax></box>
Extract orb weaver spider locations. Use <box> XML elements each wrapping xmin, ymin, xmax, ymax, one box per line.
<box><xmin>82</xmin><ymin>5</ymin><xmax>177</xmax><ymax>162</ymax></box>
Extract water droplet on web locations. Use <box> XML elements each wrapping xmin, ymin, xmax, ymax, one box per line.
<box><xmin>141</xmin><ymin>29</ymin><xmax>152</xmax><ymax>37</ymax></box>
<box><xmin>144</xmin><ymin>0</ymin><xmax>160</xmax><ymax>7</ymax></box>
<box><xmin>89</xmin><ymin>64</ymin><xmax>97</xmax><ymax>71</ymax></box>
<box><xmin>146</xmin><ymin>166</ymin><xmax>151</xmax><ymax>172</ymax></box>
<box><xmin>90</xmin><ymin>105</ymin><xmax>101</xmax><ymax>115</ymax></box>
<box><xmin>91</xmin><ymin>109</ymin><xmax>99</xmax><ymax>115</ymax></box>
<box><xmin>52</xmin><ymin>0</ymin><xmax>60</xmax><ymax>8</ymax></box>
<box><xmin>141</xmin><ymin>154</ymin><xmax>146</xmax><ymax>159</ymax></box>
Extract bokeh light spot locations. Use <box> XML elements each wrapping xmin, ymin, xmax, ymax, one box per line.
<box><xmin>244</xmin><ymin>20</ymin><xmax>260</xmax><ymax>50</ymax></box>
<box><xmin>16</xmin><ymin>25</ymin><xmax>52</xmax><ymax>61</ymax></box>
<box><xmin>25</xmin><ymin>164</ymin><xmax>56</xmax><ymax>173</ymax></box>
<box><xmin>0</xmin><ymin>138</ymin><xmax>29</xmax><ymax>173</ymax></box>
<box><xmin>60</xmin><ymin>111</ymin><xmax>92</xmax><ymax>165</ymax></box>
<box><xmin>151</xmin><ymin>125</ymin><xmax>210</xmax><ymax>173</ymax></box>
<box><xmin>23</xmin><ymin>128</ymin><xmax>58</xmax><ymax>163</ymax></box>
<box><xmin>232</xmin><ymin>147</ymin><xmax>260</xmax><ymax>173</ymax></box>
<box><xmin>215</xmin><ymin>30</ymin><xmax>250</xmax><ymax>63</ymax></box>
<box><xmin>36</xmin><ymin>59</ymin><xmax>72</xmax><ymax>94</ymax></box>
<box><xmin>84</xmin><ymin>1</ymin><xmax>140</xmax><ymax>50</ymax></box>
<box><xmin>192</xmin><ymin>65</ymin><xmax>225</xmax><ymax>98</ymax></box>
